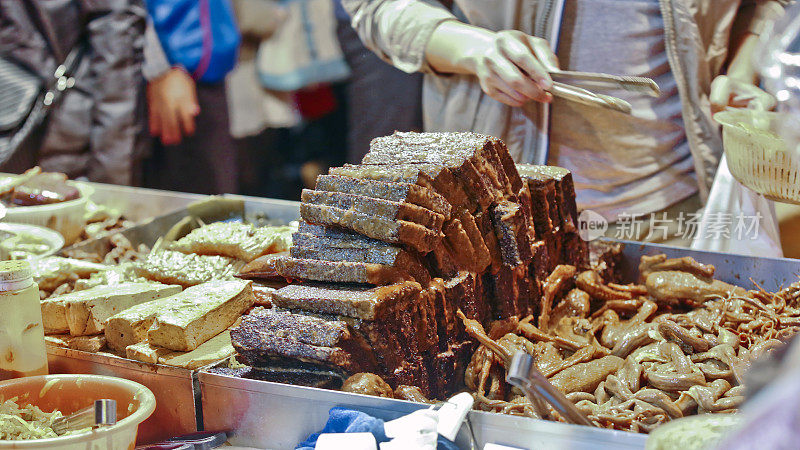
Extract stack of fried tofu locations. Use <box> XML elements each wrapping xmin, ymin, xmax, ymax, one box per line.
<box><xmin>41</xmin><ymin>222</ymin><xmax>296</xmax><ymax>369</ymax></box>
<box><xmin>235</xmin><ymin>132</ymin><xmax>588</xmax><ymax>398</ymax></box>
<box><xmin>43</xmin><ymin>279</ymin><xmax>254</xmax><ymax>370</ymax></box>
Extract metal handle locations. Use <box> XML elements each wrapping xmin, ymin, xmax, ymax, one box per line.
<box><xmin>551</xmin><ymin>71</ymin><xmax>661</xmax><ymax>97</ymax></box>
<box><xmin>506</xmin><ymin>352</ymin><xmax>594</xmax><ymax>427</ymax></box>
<box><xmin>550</xmin><ymin>82</ymin><xmax>632</xmax><ymax>114</ymax></box>
<box><xmin>52</xmin><ymin>399</ymin><xmax>117</xmax><ymax>435</ymax></box>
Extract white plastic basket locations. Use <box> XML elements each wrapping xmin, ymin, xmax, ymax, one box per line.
<box><xmin>1</xmin><ymin>178</ymin><xmax>94</xmax><ymax>245</ymax></box>
<box><xmin>714</xmin><ymin>109</ymin><xmax>800</xmax><ymax>204</ymax></box>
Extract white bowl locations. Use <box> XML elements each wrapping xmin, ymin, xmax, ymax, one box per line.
<box><xmin>0</xmin><ymin>374</ymin><xmax>156</xmax><ymax>450</ymax></box>
<box><xmin>0</xmin><ymin>222</ymin><xmax>65</xmax><ymax>260</ymax></box>
<box><xmin>1</xmin><ymin>178</ymin><xmax>93</xmax><ymax>245</ymax></box>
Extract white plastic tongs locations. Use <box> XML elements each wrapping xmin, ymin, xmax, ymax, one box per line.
<box><xmin>547</xmin><ymin>70</ymin><xmax>661</xmax><ymax>114</ymax></box>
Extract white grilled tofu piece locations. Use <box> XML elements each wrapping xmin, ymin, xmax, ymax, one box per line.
<box><xmin>158</xmin><ymin>330</ymin><xmax>235</xmax><ymax>369</ymax></box>
<box><xmin>105</xmin><ymin>294</ymin><xmax>185</xmax><ymax>352</ymax></box>
<box><xmin>63</xmin><ymin>283</ymin><xmax>181</xmax><ymax>336</ymax></box>
<box><xmin>135</xmin><ymin>250</ymin><xmax>243</xmax><ymax>287</ymax></box>
<box><xmin>147</xmin><ymin>280</ymin><xmax>253</xmax><ymax>352</ymax></box>
<box><xmin>125</xmin><ymin>341</ymin><xmax>175</xmax><ymax>364</ymax></box>
<box><xmin>171</xmin><ymin>222</ymin><xmax>295</xmax><ymax>262</ymax></box>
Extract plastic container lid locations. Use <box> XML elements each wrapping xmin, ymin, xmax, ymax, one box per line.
<box><xmin>0</xmin><ymin>260</ymin><xmax>33</xmax><ymax>291</ymax></box>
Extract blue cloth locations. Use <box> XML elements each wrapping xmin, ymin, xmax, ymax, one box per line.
<box><xmin>296</xmin><ymin>408</ymin><xmax>388</xmax><ymax>449</ymax></box>
<box><xmin>147</xmin><ymin>0</ymin><xmax>241</xmax><ymax>83</ymax></box>
<box><xmin>296</xmin><ymin>407</ymin><xmax>461</xmax><ymax>450</ymax></box>
<box><xmin>332</xmin><ymin>0</ymin><xmax>349</xmax><ymax>21</ymax></box>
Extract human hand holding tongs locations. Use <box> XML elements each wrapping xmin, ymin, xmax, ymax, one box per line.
<box><xmin>425</xmin><ymin>25</ymin><xmax>659</xmax><ymax>112</ymax></box>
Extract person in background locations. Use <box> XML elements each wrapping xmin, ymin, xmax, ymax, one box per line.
<box><xmin>333</xmin><ymin>0</ymin><xmax>424</xmax><ymax>163</ymax></box>
<box><xmin>0</xmin><ymin>0</ymin><xmax>147</xmax><ymax>185</ymax></box>
<box><xmin>142</xmin><ymin>11</ymin><xmax>239</xmax><ymax>195</ymax></box>
<box><xmin>225</xmin><ymin>0</ymin><xmax>347</xmax><ymax>199</ymax></box>
<box><xmin>342</xmin><ymin>0</ymin><xmax>787</xmax><ymax>246</ymax></box>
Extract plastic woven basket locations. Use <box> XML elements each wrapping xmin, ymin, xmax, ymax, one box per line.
<box><xmin>714</xmin><ymin>109</ymin><xmax>800</xmax><ymax>205</ymax></box>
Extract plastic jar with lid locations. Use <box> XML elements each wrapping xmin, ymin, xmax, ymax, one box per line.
<box><xmin>0</xmin><ymin>260</ymin><xmax>48</xmax><ymax>380</ymax></box>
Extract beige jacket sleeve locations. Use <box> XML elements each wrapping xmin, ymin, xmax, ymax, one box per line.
<box><xmin>341</xmin><ymin>0</ymin><xmax>457</xmax><ymax>73</ymax></box>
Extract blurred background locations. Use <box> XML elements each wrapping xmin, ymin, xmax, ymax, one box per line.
<box><xmin>0</xmin><ymin>0</ymin><xmax>423</xmax><ymax>200</ymax></box>
<box><xmin>138</xmin><ymin>0</ymin><xmax>424</xmax><ymax>200</ymax></box>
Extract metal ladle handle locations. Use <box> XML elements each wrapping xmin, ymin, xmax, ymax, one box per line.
<box><xmin>506</xmin><ymin>352</ymin><xmax>594</xmax><ymax>427</ymax></box>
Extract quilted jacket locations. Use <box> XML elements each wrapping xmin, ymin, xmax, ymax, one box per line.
<box><xmin>0</xmin><ymin>0</ymin><xmax>147</xmax><ymax>184</ymax></box>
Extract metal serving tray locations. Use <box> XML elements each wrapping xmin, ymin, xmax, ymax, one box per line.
<box><xmin>199</xmin><ymin>369</ymin><xmax>647</xmax><ymax>449</ymax></box>
<box><xmin>198</xmin><ymin>240</ymin><xmax>800</xmax><ymax>450</ymax></box>
<box><xmin>0</xmin><ymin>173</ymin><xmax>207</xmax><ymax>223</ymax></box>
<box><xmin>61</xmin><ymin>196</ymin><xmax>301</xmax><ymax>258</ymax></box>
<box><xmin>47</xmin><ymin>196</ymin><xmax>302</xmax><ymax>443</ymax></box>
<box><xmin>616</xmin><ymin>239</ymin><xmax>800</xmax><ymax>291</ymax></box>
<box><xmin>83</xmin><ymin>181</ymin><xmax>207</xmax><ymax>223</ymax></box>
<box><xmin>222</xmin><ymin>193</ymin><xmax>303</xmax><ymax>224</ymax></box>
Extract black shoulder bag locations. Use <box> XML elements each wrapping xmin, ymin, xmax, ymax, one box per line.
<box><xmin>0</xmin><ymin>3</ymin><xmax>86</xmax><ymax>170</ymax></box>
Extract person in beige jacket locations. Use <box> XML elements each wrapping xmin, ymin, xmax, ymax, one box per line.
<box><xmin>341</xmin><ymin>0</ymin><xmax>787</xmax><ymax>243</ymax></box>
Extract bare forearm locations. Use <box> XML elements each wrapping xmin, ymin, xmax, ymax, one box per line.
<box><xmin>727</xmin><ymin>32</ymin><xmax>760</xmax><ymax>83</ymax></box>
<box><xmin>727</xmin><ymin>0</ymin><xmax>786</xmax><ymax>81</ymax></box>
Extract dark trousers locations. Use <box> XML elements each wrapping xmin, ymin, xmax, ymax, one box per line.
<box><xmin>336</xmin><ymin>20</ymin><xmax>423</xmax><ymax>163</ymax></box>
<box><xmin>143</xmin><ymin>82</ymin><xmax>238</xmax><ymax>194</ymax></box>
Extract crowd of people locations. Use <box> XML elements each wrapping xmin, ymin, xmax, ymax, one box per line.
<box><xmin>0</xmin><ymin>0</ymin><xmax>423</xmax><ymax>198</ymax></box>
<box><xmin>0</xmin><ymin>0</ymin><xmax>791</xmax><ymax>245</ymax></box>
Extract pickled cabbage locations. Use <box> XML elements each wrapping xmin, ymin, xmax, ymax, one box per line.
<box><xmin>0</xmin><ymin>397</ymin><xmax>89</xmax><ymax>440</ymax></box>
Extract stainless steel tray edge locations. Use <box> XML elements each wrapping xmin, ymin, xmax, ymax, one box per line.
<box><xmin>221</xmin><ymin>194</ymin><xmax>302</xmax><ymax>225</ymax></box>
<box><xmin>62</xmin><ymin>196</ymin><xmax>301</xmax><ymax>257</ymax></box>
<box><xmin>83</xmin><ymin>181</ymin><xmax>207</xmax><ymax>223</ymax></box>
<box><xmin>616</xmin><ymin>239</ymin><xmax>800</xmax><ymax>290</ymax></box>
<box><xmin>47</xmin><ymin>345</ymin><xmax>199</xmax><ymax>444</ymax></box>
<box><xmin>198</xmin><ymin>369</ymin><xmax>647</xmax><ymax>449</ymax></box>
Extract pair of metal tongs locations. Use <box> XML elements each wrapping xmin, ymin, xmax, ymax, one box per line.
<box><xmin>51</xmin><ymin>399</ymin><xmax>117</xmax><ymax>435</ymax></box>
<box><xmin>547</xmin><ymin>70</ymin><xmax>661</xmax><ymax>114</ymax></box>
<box><xmin>506</xmin><ymin>352</ymin><xmax>594</xmax><ymax>427</ymax></box>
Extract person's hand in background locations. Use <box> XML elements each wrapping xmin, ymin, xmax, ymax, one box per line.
<box><xmin>710</xmin><ymin>75</ymin><xmax>776</xmax><ymax>112</ymax></box>
<box><xmin>147</xmin><ymin>67</ymin><xmax>200</xmax><ymax>146</ymax></box>
<box><xmin>425</xmin><ymin>22</ymin><xmax>557</xmax><ymax>107</ymax></box>
<box><xmin>710</xmin><ymin>32</ymin><xmax>776</xmax><ymax>113</ymax></box>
